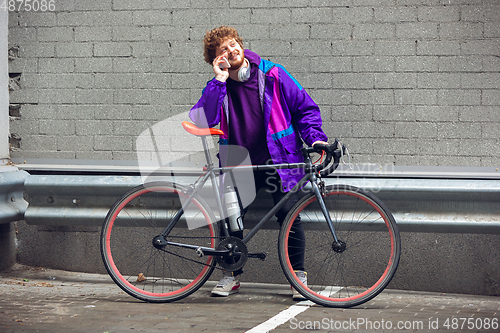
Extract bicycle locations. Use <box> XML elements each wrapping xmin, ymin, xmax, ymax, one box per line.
<box><xmin>100</xmin><ymin>121</ymin><xmax>401</xmax><ymax>308</ymax></box>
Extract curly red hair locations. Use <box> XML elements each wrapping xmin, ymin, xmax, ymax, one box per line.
<box><xmin>203</xmin><ymin>26</ymin><xmax>244</xmax><ymax>64</ymax></box>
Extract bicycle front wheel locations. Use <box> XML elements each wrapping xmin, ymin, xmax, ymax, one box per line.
<box><xmin>278</xmin><ymin>184</ymin><xmax>400</xmax><ymax>308</ymax></box>
<box><xmin>101</xmin><ymin>181</ymin><xmax>218</xmax><ymax>303</ymax></box>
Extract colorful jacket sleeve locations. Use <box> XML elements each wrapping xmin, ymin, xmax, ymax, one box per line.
<box><xmin>189</xmin><ymin>79</ymin><xmax>226</xmax><ymax>128</ymax></box>
<box><xmin>278</xmin><ymin>66</ymin><xmax>328</xmax><ymax>146</ymax></box>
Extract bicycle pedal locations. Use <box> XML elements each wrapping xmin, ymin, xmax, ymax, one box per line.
<box><xmin>248</xmin><ymin>252</ymin><xmax>267</xmax><ymax>261</ymax></box>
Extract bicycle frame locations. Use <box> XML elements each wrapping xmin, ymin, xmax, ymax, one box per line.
<box><xmin>155</xmin><ymin>135</ymin><xmax>341</xmax><ymax>258</ymax></box>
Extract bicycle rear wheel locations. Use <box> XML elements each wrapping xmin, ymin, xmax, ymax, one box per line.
<box><xmin>278</xmin><ymin>184</ymin><xmax>400</xmax><ymax>308</ymax></box>
<box><xmin>101</xmin><ymin>181</ymin><xmax>218</xmax><ymax>302</ymax></box>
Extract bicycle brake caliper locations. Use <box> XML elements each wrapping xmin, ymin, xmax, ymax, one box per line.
<box><xmin>318</xmin><ymin>179</ymin><xmax>326</xmax><ymax>196</ymax></box>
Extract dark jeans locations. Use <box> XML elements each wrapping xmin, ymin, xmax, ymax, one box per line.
<box><xmin>228</xmin><ymin>169</ymin><xmax>306</xmax><ymax>276</ymax></box>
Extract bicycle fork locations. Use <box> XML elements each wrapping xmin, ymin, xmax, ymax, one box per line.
<box><xmin>310</xmin><ymin>175</ymin><xmax>347</xmax><ymax>253</ymax></box>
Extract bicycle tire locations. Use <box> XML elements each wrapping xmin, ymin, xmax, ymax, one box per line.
<box><xmin>101</xmin><ymin>181</ymin><xmax>219</xmax><ymax>303</ymax></box>
<box><xmin>278</xmin><ymin>184</ymin><xmax>400</xmax><ymax>308</ymax></box>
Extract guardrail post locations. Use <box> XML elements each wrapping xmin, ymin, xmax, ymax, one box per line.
<box><xmin>0</xmin><ymin>168</ymin><xmax>29</xmax><ymax>271</ymax></box>
<box><xmin>0</xmin><ymin>222</ymin><xmax>16</xmax><ymax>271</ymax></box>
<box><xmin>0</xmin><ymin>7</ymin><xmax>18</xmax><ymax>271</ymax></box>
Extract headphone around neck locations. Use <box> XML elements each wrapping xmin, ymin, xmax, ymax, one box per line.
<box><xmin>237</xmin><ymin>59</ymin><xmax>250</xmax><ymax>82</ymax></box>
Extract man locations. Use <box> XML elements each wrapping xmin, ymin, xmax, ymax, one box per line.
<box><xmin>189</xmin><ymin>26</ymin><xmax>329</xmax><ymax>300</ymax></box>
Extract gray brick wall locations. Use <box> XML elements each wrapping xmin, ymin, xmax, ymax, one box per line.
<box><xmin>7</xmin><ymin>0</ymin><xmax>500</xmax><ymax>167</ymax></box>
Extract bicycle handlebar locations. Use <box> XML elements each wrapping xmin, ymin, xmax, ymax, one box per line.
<box><xmin>301</xmin><ymin>139</ymin><xmax>346</xmax><ymax>177</ymax></box>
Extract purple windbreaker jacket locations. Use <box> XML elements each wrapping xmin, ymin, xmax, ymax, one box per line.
<box><xmin>190</xmin><ymin>51</ymin><xmax>328</xmax><ymax>191</ymax></box>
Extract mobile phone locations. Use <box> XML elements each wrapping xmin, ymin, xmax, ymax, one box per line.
<box><xmin>219</xmin><ymin>57</ymin><xmax>231</xmax><ymax>69</ymax></box>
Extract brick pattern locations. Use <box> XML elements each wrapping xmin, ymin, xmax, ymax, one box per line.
<box><xmin>7</xmin><ymin>0</ymin><xmax>500</xmax><ymax>166</ymax></box>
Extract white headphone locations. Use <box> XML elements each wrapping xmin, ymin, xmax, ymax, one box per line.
<box><xmin>237</xmin><ymin>59</ymin><xmax>250</xmax><ymax>82</ymax></box>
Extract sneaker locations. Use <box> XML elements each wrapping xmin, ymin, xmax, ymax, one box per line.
<box><xmin>211</xmin><ymin>272</ymin><xmax>240</xmax><ymax>297</ymax></box>
<box><xmin>292</xmin><ymin>270</ymin><xmax>308</xmax><ymax>301</ymax></box>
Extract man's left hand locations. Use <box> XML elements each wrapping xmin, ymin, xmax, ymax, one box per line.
<box><xmin>312</xmin><ymin>140</ymin><xmax>329</xmax><ymax>147</ymax></box>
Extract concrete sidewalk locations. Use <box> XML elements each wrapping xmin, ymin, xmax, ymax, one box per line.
<box><xmin>1</xmin><ymin>264</ymin><xmax>499</xmax><ymax>333</ymax></box>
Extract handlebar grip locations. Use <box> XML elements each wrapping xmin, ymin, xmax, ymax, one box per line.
<box><xmin>301</xmin><ymin>139</ymin><xmax>344</xmax><ymax>176</ymax></box>
<box><xmin>320</xmin><ymin>148</ymin><xmax>342</xmax><ymax>177</ymax></box>
<box><xmin>301</xmin><ymin>140</ymin><xmax>338</xmax><ymax>174</ymax></box>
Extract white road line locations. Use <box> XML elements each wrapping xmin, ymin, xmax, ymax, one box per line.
<box><xmin>245</xmin><ymin>301</ymin><xmax>312</xmax><ymax>333</ymax></box>
<box><xmin>245</xmin><ymin>287</ymin><xmax>343</xmax><ymax>333</ymax></box>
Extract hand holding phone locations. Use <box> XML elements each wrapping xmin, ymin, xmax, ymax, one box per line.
<box><xmin>219</xmin><ymin>57</ymin><xmax>231</xmax><ymax>69</ymax></box>
<box><xmin>213</xmin><ymin>55</ymin><xmax>230</xmax><ymax>82</ymax></box>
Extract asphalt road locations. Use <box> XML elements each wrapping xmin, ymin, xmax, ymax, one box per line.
<box><xmin>1</xmin><ymin>264</ymin><xmax>499</xmax><ymax>332</ymax></box>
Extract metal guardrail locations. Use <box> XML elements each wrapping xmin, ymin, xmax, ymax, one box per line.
<box><xmin>23</xmin><ymin>174</ymin><xmax>208</xmax><ymax>227</ymax></box>
<box><xmin>13</xmin><ymin>159</ymin><xmax>500</xmax><ymax>179</ymax></box>
<box><xmin>20</xmin><ymin>167</ymin><xmax>500</xmax><ymax>234</ymax></box>
<box><xmin>0</xmin><ymin>167</ymin><xmax>29</xmax><ymax>224</ymax></box>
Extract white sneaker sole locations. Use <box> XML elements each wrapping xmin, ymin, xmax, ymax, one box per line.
<box><xmin>292</xmin><ymin>288</ymin><xmax>308</xmax><ymax>301</ymax></box>
<box><xmin>293</xmin><ymin>294</ymin><xmax>308</xmax><ymax>301</ymax></box>
<box><xmin>211</xmin><ymin>285</ymin><xmax>240</xmax><ymax>297</ymax></box>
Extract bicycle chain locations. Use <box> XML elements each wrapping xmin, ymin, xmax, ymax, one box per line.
<box><xmin>156</xmin><ymin>236</ymin><xmax>243</xmax><ymax>271</ymax></box>
<box><xmin>157</xmin><ymin>245</ymin><xmax>225</xmax><ymax>271</ymax></box>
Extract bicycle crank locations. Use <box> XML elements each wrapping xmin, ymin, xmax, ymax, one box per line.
<box><xmin>215</xmin><ymin>236</ymin><xmax>248</xmax><ymax>272</ymax></box>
